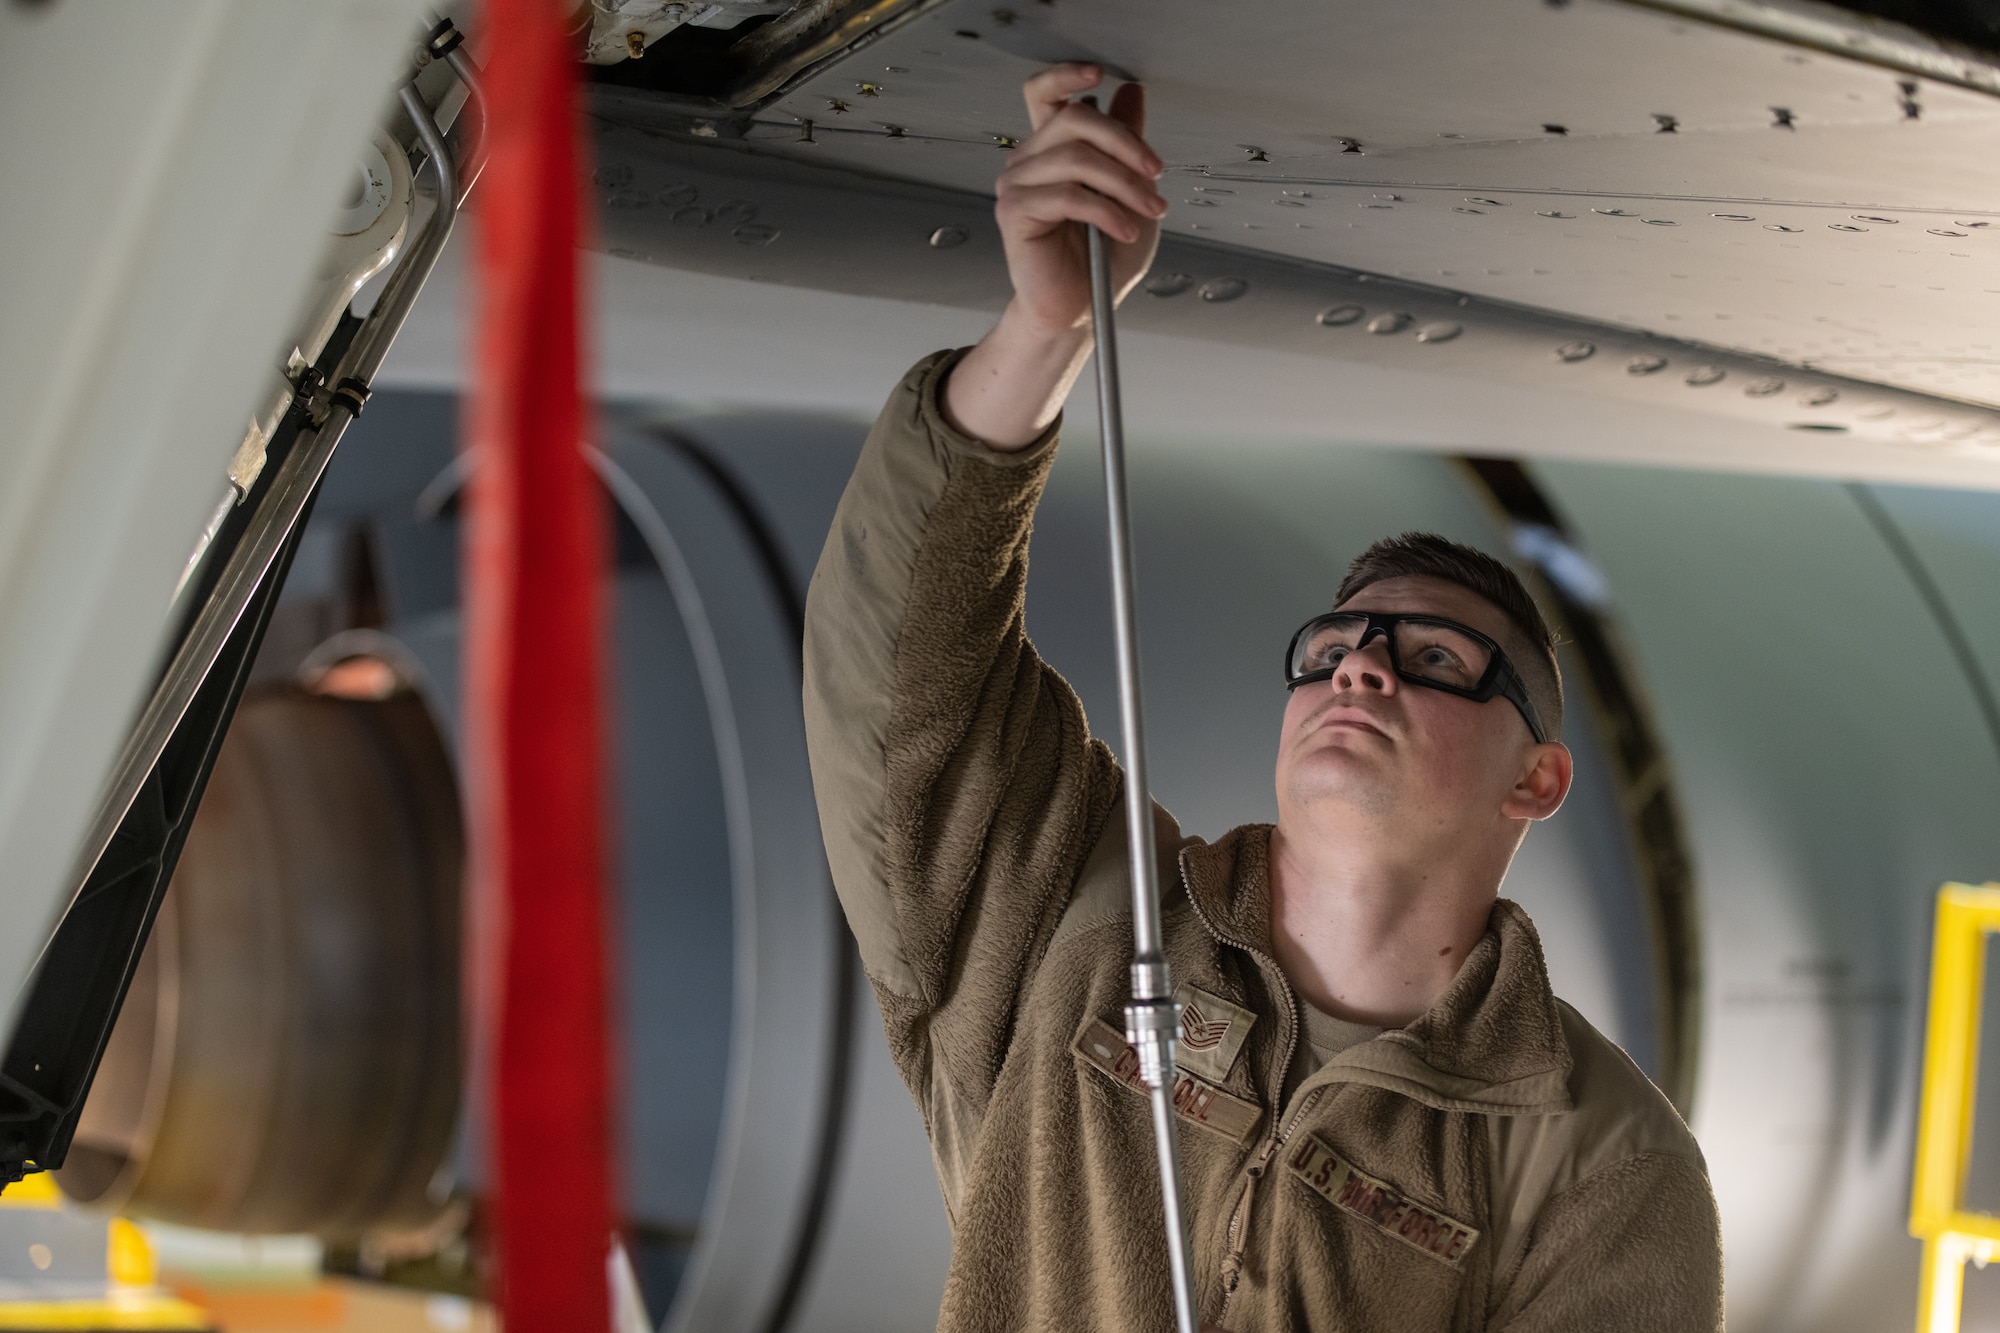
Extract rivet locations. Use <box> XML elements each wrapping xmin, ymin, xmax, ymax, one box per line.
<box><xmin>1828</xmin><ymin>223</ymin><xmax>1867</xmax><ymax>232</ymax></box>
<box><xmin>1644</xmin><ymin>219</ymin><xmax>1678</xmax><ymax>226</ymax></box>
<box><xmin>929</xmin><ymin>224</ymin><xmax>969</xmax><ymax>249</ymax></box>
<box><xmin>827</xmin><ymin>98</ymin><xmax>851</xmax><ymax>114</ymax></box>
<box><xmin>1593</xmin><ymin>208</ymin><xmax>1638</xmax><ymax>217</ymax></box>
<box><xmin>886</xmin><ymin>65</ymin><xmax>910</xmax><ymax>73</ymax></box>
<box><xmin>1317</xmin><ymin>303</ymin><xmax>1365</xmax><ymax>326</ymax></box>
<box><xmin>1275</xmin><ymin>198</ymin><xmax>1308</xmax><ymax>207</ymax></box>
<box><xmin>1415</xmin><ymin>321</ymin><xmax>1462</xmax><ymax>343</ymax></box>
<box><xmin>1652</xmin><ymin>113</ymin><xmax>1679</xmax><ymax>133</ymax></box>
<box><xmin>1852</xmin><ymin>214</ymin><xmax>1898</xmax><ymax>224</ymax></box>
<box><xmin>1464</xmin><ymin>197</ymin><xmax>1505</xmax><ymax>207</ymax></box>
<box><xmin>1771</xmin><ymin>106</ymin><xmax>1796</xmax><ymax>129</ymax></box>
<box><xmin>994</xmin><ymin>134</ymin><xmax>1019</xmax><ymax>149</ymax></box>
<box><xmin>626</xmin><ymin>30</ymin><xmax>647</xmax><ymax>58</ymax></box>
<box><xmin>1958</xmin><ymin>220</ymin><xmax>1994</xmax><ymax>228</ymax></box>
<box><xmin>991</xmin><ymin>7</ymin><xmax>1017</xmax><ymax>23</ymax></box>
<box><xmin>1685</xmin><ymin>365</ymin><xmax>1725</xmax><ymax>386</ymax></box>
<box><xmin>955</xmin><ymin>28</ymin><xmax>981</xmax><ymax>38</ymax></box>
<box><xmin>1537</xmin><ymin>210</ymin><xmax>1576</xmax><ymax>219</ymax></box>
<box><xmin>1374</xmin><ymin>193</ymin><xmax>1403</xmax><ymax>201</ymax></box>
<box><xmin>1543</xmin><ymin>124</ymin><xmax>1568</xmax><ymax>135</ymax></box>
<box><xmin>1369</xmin><ymin>312</ymin><xmax>1414</xmax><ymax>334</ymax></box>
<box><xmin>1763</xmin><ymin>224</ymin><xmax>1802</xmax><ymax>233</ymax></box>
<box><xmin>1338</xmin><ymin>139</ymin><xmax>1363</xmax><ymax>154</ymax></box>
<box><xmin>1187</xmin><ymin>199</ymin><xmax>1219</xmax><ymax>207</ymax></box>
<box><xmin>1199</xmin><ymin>277</ymin><xmax>1249</xmax><ymax>302</ymax></box>
<box><xmin>1930</xmin><ymin>228</ymin><xmax>1968</xmax><ymax>237</ymax></box>
<box><xmin>733</xmin><ymin>223</ymin><xmax>779</xmax><ymax>246</ymax></box>
<box><xmin>1244</xmin><ymin>146</ymin><xmax>1270</xmax><ymax>162</ymax></box>
<box><xmin>858</xmin><ymin>82</ymin><xmax>883</xmax><ymax>97</ymax></box>
<box><xmin>1555</xmin><ymin>340</ymin><xmax>1595</xmax><ymax>362</ymax></box>
<box><xmin>1454</xmin><ymin>206</ymin><xmax>1486</xmax><ymax>215</ymax></box>
<box><xmin>1799</xmin><ymin>386</ymin><xmax>1839</xmax><ymax>406</ymax></box>
<box><xmin>1627</xmin><ymin>354</ymin><xmax>1668</xmax><ymax>375</ymax></box>
<box><xmin>797</xmin><ymin>119</ymin><xmax>816</xmax><ymax>144</ymax></box>
<box><xmin>1712</xmin><ymin>213</ymin><xmax>1756</xmax><ymax>221</ymax></box>
<box><xmin>671</xmin><ymin>206</ymin><xmax>712</xmax><ymax>228</ymax></box>
<box><xmin>1196</xmin><ymin>187</ymin><xmax>1236</xmax><ymax>194</ymax></box>
<box><xmin>1145</xmin><ymin>272</ymin><xmax>1194</xmax><ymax>297</ymax></box>
<box><xmin>883</xmin><ymin>124</ymin><xmax>908</xmax><ymax>139</ymax></box>
<box><xmin>1744</xmin><ymin>377</ymin><xmax>1785</xmax><ymax>397</ymax></box>
<box><xmin>690</xmin><ymin>121</ymin><xmax>719</xmax><ymax>138</ymax></box>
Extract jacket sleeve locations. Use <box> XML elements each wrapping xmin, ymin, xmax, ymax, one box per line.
<box><xmin>1487</xmin><ymin>1151</ymin><xmax>1724</xmax><ymax>1333</ymax></box>
<box><xmin>803</xmin><ymin>349</ymin><xmax>1121</xmax><ymax>1184</ymax></box>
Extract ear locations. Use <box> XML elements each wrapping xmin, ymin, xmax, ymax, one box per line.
<box><xmin>1500</xmin><ymin>741</ymin><xmax>1572</xmax><ymax>822</ymax></box>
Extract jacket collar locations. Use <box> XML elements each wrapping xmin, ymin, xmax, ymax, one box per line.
<box><xmin>1179</xmin><ymin>825</ymin><xmax>1574</xmax><ymax>1116</ymax></box>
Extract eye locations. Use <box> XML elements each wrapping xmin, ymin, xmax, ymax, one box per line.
<box><xmin>1414</xmin><ymin>645</ymin><xmax>1462</xmax><ymax>669</ymax></box>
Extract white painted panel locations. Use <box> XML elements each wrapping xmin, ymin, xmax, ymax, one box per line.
<box><xmin>0</xmin><ymin>0</ymin><xmax>427</xmax><ymax>1020</ymax></box>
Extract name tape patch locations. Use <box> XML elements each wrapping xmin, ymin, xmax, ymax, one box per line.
<box><xmin>1171</xmin><ymin>982</ymin><xmax>1255</xmax><ymax>1083</ymax></box>
<box><xmin>1073</xmin><ymin>1019</ymin><xmax>1264</xmax><ymax>1145</ymax></box>
<box><xmin>1287</xmin><ymin>1134</ymin><xmax>1480</xmax><ymax>1267</ymax></box>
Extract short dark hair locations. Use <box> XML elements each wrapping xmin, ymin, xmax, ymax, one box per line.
<box><xmin>1334</xmin><ymin>532</ymin><xmax>1564</xmax><ymax>739</ymax></box>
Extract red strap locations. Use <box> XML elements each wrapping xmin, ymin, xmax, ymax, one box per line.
<box><xmin>466</xmin><ymin>2</ymin><xmax>612</xmax><ymax>1329</ymax></box>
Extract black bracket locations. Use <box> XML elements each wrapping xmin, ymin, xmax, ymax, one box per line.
<box><xmin>0</xmin><ymin>315</ymin><xmax>362</xmax><ymax>1186</ymax></box>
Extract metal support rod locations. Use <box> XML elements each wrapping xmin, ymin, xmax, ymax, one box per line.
<box><xmin>1089</xmin><ymin>222</ymin><xmax>1199</xmax><ymax>1333</ymax></box>
<box><xmin>51</xmin><ymin>75</ymin><xmax>464</xmax><ymax>931</ymax></box>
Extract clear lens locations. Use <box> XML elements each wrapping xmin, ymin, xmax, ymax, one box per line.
<box><xmin>1291</xmin><ymin>613</ymin><xmax>1493</xmax><ymax>690</ymax></box>
<box><xmin>1392</xmin><ymin>618</ymin><xmax>1491</xmax><ymax>690</ymax></box>
<box><xmin>1293</xmin><ymin>613</ymin><xmax>1368</xmax><ymax>676</ymax></box>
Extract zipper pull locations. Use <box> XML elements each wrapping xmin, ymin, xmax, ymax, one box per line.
<box><xmin>1245</xmin><ymin>1131</ymin><xmax>1280</xmax><ymax>1180</ymax></box>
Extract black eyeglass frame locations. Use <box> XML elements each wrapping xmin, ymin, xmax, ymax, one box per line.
<box><xmin>1283</xmin><ymin>610</ymin><xmax>1550</xmax><ymax>745</ymax></box>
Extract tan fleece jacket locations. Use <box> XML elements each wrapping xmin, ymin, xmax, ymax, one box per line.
<box><xmin>803</xmin><ymin>350</ymin><xmax>1724</xmax><ymax>1332</ymax></box>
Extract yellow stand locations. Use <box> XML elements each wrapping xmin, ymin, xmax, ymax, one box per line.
<box><xmin>1911</xmin><ymin>884</ymin><xmax>2000</xmax><ymax>1333</ymax></box>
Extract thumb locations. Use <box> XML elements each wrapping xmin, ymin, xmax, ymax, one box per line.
<box><xmin>1109</xmin><ymin>81</ymin><xmax>1146</xmax><ymax>139</ymax></box>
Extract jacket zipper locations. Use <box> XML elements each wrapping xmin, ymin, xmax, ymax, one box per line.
<box><xmin>1218</xmin><ymin>1084</ymin><xmax>1326</xmax><ymax>1324</ymax></box>
<box><xmin>1178</xmin><ymin>847</ymin><xmax>1317</xmax><ymax>1328</ymax></box>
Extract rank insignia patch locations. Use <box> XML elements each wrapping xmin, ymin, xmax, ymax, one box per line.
<box><xmin>1171</xmin><ymin>982</ymin><xmax>1255</xmax><ymax>1082</ymax></box>
<box><xmin>1072</xmin><ymin>1019</ymin><xmax>1264</xmax><ymax>1145</ymax></box>
<box><xmin>1287</xmin><ymin>1134</ymin><xmax>1480</xmax><ymax>1267</ymax></box>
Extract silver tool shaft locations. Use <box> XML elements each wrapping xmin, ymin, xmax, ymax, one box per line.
<box><xmin>1088</xmin><ymin>221</ymin><xmax>1199</xmax><ymax>1333</ymax></box>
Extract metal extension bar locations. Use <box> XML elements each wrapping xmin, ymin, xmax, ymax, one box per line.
<box><xmin>1088</xmin><ymin>222</ymin><xmax>1200</xmax><ymax>1333</ymax></box>
<box><xmin>52</xmin><ymin>72</ymin><xmax>468</xmax><ymax>937</ymax></box>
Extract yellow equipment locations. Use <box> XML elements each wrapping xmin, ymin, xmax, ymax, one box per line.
<box><xmin>1912</xmin><ymin>883</ymin><xmax>2000</xmax><ymax>1332</ymax></box>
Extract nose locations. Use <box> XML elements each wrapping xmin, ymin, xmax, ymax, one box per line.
<box><xmin>1333</xmin><ymin>636</ymin><xmax>1398</xmax><ymax>698</ymax></box>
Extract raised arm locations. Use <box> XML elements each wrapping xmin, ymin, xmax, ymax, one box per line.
<box><xmin>943</xmin><ymin>64</ymin><xmax>1165</xmax><ymax>448</ymax></box>
<box><xmin>802</xmin><ymin>65</ymin><xmax>1166</xmax><ymax>1202</ymax></box>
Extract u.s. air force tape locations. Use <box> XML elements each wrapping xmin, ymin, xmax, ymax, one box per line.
<box><xmin>1287</xmin><ymin>1134</ymin><xmax>1481</xmax><ymax>1266</ymax></box>
<box><xmin>1071</xmin><ymin>1018</ymin><xmax>1264</xmax><ymax>1145</ymax></box>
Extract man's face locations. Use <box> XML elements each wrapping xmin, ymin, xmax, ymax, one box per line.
<box><xmin>1274</xmin><ymin>575</ymin><xmax>1569</xmax><ymax>846</ymax></box>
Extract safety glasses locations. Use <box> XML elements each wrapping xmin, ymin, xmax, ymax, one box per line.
<box><xmin>1283</xmin><ymin>611</ymin><xmax>1549</xmax><ymax>745</ymax></box>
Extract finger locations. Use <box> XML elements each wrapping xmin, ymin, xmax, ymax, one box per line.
<box><xmin>1108</xmin><ymin>80</ymin><xmax>1146</xmax><ymax>140</ymax></box>
<box><xmin>1023</xmin><ymin>63</ymin><xmax>1103</xmax><ymax>133</ymax></box>
<box><xmin>997</xmin><ymin>181</ymin><xmax>1149</xmax><ymax>245</ymax></box>
<box><xmin>1001</xmin><ymin>141</ymin><xmax>1166</xmax><ymax>222</ymax></box>
<box><xmin>1028</xmin><ymin>99</ymin><xmax>1163</xmax><ymax>180</ymax></box>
